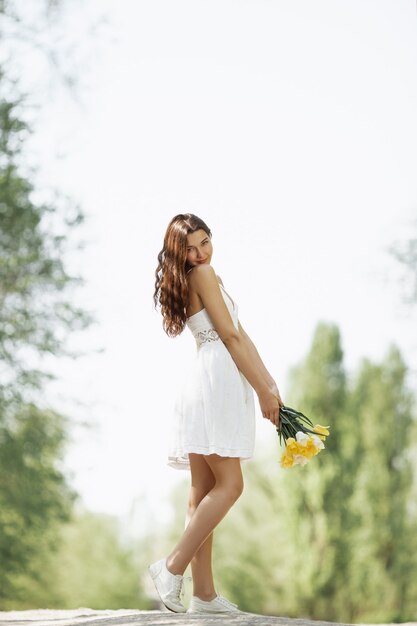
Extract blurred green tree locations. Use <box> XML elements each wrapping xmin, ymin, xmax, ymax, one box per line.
<box><xmin>348</xmin><ymin>345</ymin><xmax>417</xmax><ymax>622</ymax></box>
<box><xmin>276</xmin><ymin>322</ymin><xmax>354</xmax><ymax>621</ymax></box>
<box><xmin>3</xmin><ymin>506</ymin><xmax>147</xmax><ymax>610</ymax></box>
<box><xmin>0</xmin><ymin>69</ymin><xmax>91</xmax><ymax>605</ymax></box>
<box><xmin>0</xmin><ymin>88</ymin><xmax>91</xmax><ymax>404</ymax></box>
<box><xmin>0</xmin><ymin>0</ymin><xmax>133</xmax><ymax>611</ymax></box>
<box><xmin>0</xmin><ymin>405</ymin><xmax>76</xmax><ymax>604</ymax></box>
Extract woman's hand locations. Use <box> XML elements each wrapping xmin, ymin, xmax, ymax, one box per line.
<box><xmin>258</xmin><ymin>383</ymin><xmax>284</xmax><ymax>427</ymax></box>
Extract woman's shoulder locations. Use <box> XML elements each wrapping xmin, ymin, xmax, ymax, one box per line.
<box><xmin>188</xmin><ymin>264</ymin><xmax>222</xmax><ymax>287</ymax></box>
<box><xmin>187</xmin><ymin>263</ymin><xmax>214</xmax><ymax>279</ymax></box>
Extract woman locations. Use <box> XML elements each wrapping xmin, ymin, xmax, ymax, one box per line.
<box><xmin>149</xmin><ymin>213</ymin><xmax>283</xmax><ymax>614</ymax></box>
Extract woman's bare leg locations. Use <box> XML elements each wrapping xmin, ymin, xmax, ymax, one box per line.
<box><xmin>190</xmin><ymin>532</ymin><xmax>215</xmax><ymax>600</ymax></box>
<box><xmin>184</xmin><ymin>453</ymin><xmax>216</xmax><ymax>600</ymax></box>
<box><xmin>166</xmin><ymin>453</ymin><xmax>244</xmax><ymax>578</ymax></box>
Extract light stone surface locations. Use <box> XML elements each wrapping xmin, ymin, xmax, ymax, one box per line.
<box><xmin>0</xmin><ymin>607</ymin><xmax>344</xmax><ymax>626</ymax></box>
<box><xmin>0</xmin><ymin>609</ymin><xmax>416</xmax><ymax>626</ymax></box>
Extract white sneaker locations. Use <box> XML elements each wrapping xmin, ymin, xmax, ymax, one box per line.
<box><xmin>148</xmin><ymin>558</ymin><xmax>187</xmax><ymax>613</ymax></box>
<box><xmin>187</xmin><ymin>594</ymin><xmax>241</xmax><ymax>613</ymax></box>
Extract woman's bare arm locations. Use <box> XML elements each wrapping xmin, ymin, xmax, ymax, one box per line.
<box><xmin>190</xmin><ymin>265</ymin><xmax>281</xmax><ymax>425</ymax></box>
<box><xmin>237</xmin><ymin>320</ymin><xmax>281</xmax><ymax>397</ymax></box>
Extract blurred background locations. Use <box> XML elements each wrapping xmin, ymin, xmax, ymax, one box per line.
<box><xmin>1</xmin><ymin>0</ymin><xmax>416</xmax><ymax>621</ymax></box>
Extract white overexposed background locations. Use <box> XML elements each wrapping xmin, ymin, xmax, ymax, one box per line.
<box><xmin>10</xmin><ymin>0</ymin><xmax>417</xmax><ymax>537</ymax></box>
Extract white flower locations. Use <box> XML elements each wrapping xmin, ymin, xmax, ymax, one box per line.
<box><xmin>295</xmin><ymin>431</ymin><xmax>310</xmax><ymax>446</ymax></box>
<box><xmin>293</xmin><ymin>454</ymin><xmax>309</xmax><ymax>466</ymax></box>
<box><xmin>311</xmin><ymin>434</ymin><xmax>325</xmax><ymax>450</ymax></box>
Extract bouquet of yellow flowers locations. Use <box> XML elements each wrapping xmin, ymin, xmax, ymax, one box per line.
<box><xmin>277</xmin><ymin>405</ymin><xmax>330</xmax><ymax>468</ymax></box>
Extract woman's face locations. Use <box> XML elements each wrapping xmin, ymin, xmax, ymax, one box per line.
<box><xmin>186</xmin><ymin>229</ymin><xmax>213</xmax><ymax>267</ymax></box>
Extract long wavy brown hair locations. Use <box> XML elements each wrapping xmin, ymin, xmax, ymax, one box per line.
<box><xmin>153</xmin><ymin>213</ymin><xmax>212</xmax><ymax>337</ymax></box>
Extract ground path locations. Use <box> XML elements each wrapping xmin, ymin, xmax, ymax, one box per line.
<box><xmin>1</xmin><ymin>609</ymin><xmax>416</xmax><ymax>626</ymax></box>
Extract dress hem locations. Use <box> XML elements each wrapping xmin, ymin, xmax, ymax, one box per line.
<box><xmin>167</xmin><ymin>445</ymin><xmax>254</xmax><ymax>470</ymax></box>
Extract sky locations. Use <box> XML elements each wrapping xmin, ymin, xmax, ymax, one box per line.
<box><xmin>9</xmin><ymin>0</ymin><xmax>417</xmax><ymax>537</ymax></box>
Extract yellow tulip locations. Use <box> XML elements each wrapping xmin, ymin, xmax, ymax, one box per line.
<box><xmin>312</xmin><ymin>424</ymin><xmax>330</xmax><ymax>439</ymax></box>
<box><xmin>303</xmin><ymin>439</ymin><xmax>318</xmax><ymax>459</ymax></box>
<box><xmin>280</xmin><ymin>452</ymin><xmax>294</xmax><ymax>468</ymax></box>
<box><xmin>285</xmin><ymin>441</ymin><xmax>298</xmax><ymax>456</ymax></box>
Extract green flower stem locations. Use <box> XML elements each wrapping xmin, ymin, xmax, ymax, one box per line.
<box><xmin>276</xmin><ymin>405</ymin><xmax>318</xmax><ymax>447</ymax></box>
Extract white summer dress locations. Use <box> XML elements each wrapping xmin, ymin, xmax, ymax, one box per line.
<box><xmin>167</xmin><ymin>281</ymin><xmax>256</xmax><ymax>470</ymax></box>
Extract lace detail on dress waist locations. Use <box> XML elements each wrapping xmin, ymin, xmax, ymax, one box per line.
<box><xmin>195</xmin><ymin>328</ymin><xmax>220</xmax><ymax>348</ymax></box>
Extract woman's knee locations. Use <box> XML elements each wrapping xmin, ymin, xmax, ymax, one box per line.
<box><xmin>188</xmin><ymin>458</ymin><xmax>216</xmax><ymax>509</ymax></box>
<box><xmin>189</xmin><ymin>453</ymin><xmax>215</xmax><ymax>495</ymax></box>
<box><xmin>188</xmin><ymin>483</ymin><xmax>213</xmax><ymax>510</ymax></box>
<box><xmin>204</xmin><ymin>455</ymin><xmax>244</xmax><ymax>502</ymax></box>
<box><xmin>227</xmin><ymin>476</ymin><xmax>244</xmax><ymax>502</ymax></box>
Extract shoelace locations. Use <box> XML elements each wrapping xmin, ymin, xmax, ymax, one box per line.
<box><xmin>176</xmin><ymin>575</ymin><xmax>192</xmax><ymax>601</ymax></box>
<box><xmin>216</xmin><ymin>595</ymin><xmax>238</xmax><ymax>609</ymax></box>
<box><xmin>182</xmin><ymin>575</ymin><xmax>192</xmax><ymax>599</ymax></box>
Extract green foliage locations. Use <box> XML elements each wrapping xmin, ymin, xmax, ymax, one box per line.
<box><xmin>0</xmin><ymin>87</ymin><xmax>92</xmax><ymax>408</ymax></box>
<box><xmin>0</xmin><ymin>69</ymin><xmax>92</xmax><ymax>606</ymax></box>
<box><xmin>1</xmin><ymin>4</ymin><xmax>136</xmax><ymax>611</ymax></box>
<box><xmin>279</xmin><ymin>328</ymin><xmax>417</xmax><ymax>621</ymax></box>
<box><xmin>0</xmin><ymin>403</ymin><xmax>77</xmax><ymax>603</ymax></box>
<box><xmin>280</xmin><ymin>323</ymin><xmax>354</xmax><ymax>621</ymax></box>
<box><xmin>1</xmin><ymin>507</ymin><xmax>146</xmax><ymax>610</ymax></box>
<box><xmin>348</xmin><ymin>346</ymin><xmax>417</xmax><ymax>621</ymax></box>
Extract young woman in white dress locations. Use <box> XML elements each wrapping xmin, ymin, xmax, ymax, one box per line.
<box><xmin>150</xmin><ymin>213</ymin><xmax>283</xmax><ymax>614</ymax></box>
